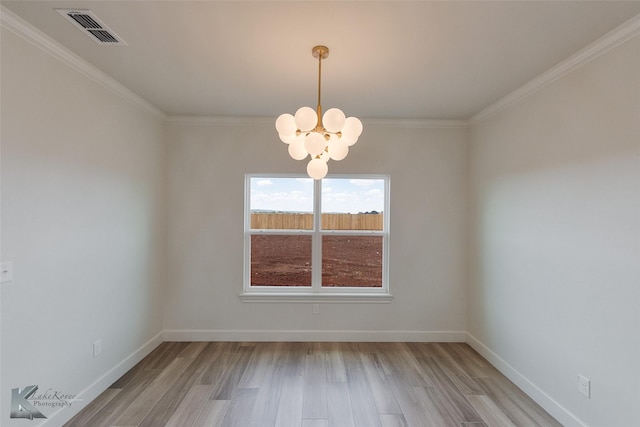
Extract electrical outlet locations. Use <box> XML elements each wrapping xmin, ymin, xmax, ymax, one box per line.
<box><xmin>93</xmin><ymin>339</ymin><xmax>102</xmax><ymax>358</ymax></box>
<box><xmin>1</xmin><ymin>262</ymin><xmax>13</xmax><ymax>283</ymax></box>
<box><xmin>578</xmin><ymin>375</ymin><xmax>590</xmax><ymax>398</ymax></box>
<box><xmin>312</xmin><ymin>304</ymin><xmax>320</xmax><ymax>315</ymax></box>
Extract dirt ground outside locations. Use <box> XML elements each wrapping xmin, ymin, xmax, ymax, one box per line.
<box><xmin>250</xmin><ymin>235</ymin><xmax>382</xmax><ymax>287</ymax></box>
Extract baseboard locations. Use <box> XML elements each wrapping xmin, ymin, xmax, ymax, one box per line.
<box><xmin>163</xmin><ymin>329</ymin><xmax>467</xmax><ymax>342</ymax></box>
<box><xmin>465</xmin><ymin>332</ymin><xmax>587</xmax><ymax>427</ymax></box>
<box><xmin>41</xmin><ymin>330</ymin><xmax>164</xmax><ymax>426</ymax></box>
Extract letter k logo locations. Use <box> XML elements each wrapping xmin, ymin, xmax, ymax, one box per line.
<box><xmin>10</xmin><ymin>385</ymin><xmax>47</xmax><ymax>419</ymax></box>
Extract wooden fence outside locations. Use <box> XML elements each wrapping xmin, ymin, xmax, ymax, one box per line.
<box><xmin>251</xmin><ymin>213</ymin><xmax>383</xmax><ymax>230</ymax></box>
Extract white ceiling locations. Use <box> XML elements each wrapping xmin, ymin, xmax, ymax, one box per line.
<box><xmin>3</xmin><ymin>1</ymin><xmax>640</xmax><ymax>120</ymax></box>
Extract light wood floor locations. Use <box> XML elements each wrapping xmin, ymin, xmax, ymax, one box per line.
<box><xmin>65</xmin><ymin>342</ymin><xmax>562</xmax><ymax>427</ymax></box>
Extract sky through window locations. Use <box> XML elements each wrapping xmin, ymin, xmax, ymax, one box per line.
<box><xmin>250</xmin><ymin>177</ymin><xmax>384</xmax><ymax>214</ymax></box>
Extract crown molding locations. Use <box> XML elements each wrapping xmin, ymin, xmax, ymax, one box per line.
<box><xmin>0</xmin><ymin>6</ymin><xmax>167</xmax><ymax>121</ymax></box>
<box><xmin>364</xmin><ymin>118</ymin><xmax>469</xmax><ymax>129</ymax></box>
<box><xmin>168</xmin><ymin>115</ymin><xmax>469</xmax><ymax>129</ymax></box>
<box><xmin>470</xmin><ymin>13</ymin><xmax>640</xmax><ymax>125</ymax></box>
<box><xmin>167</xmin><ymin>115</ymin><xmax>275</xmax><ymax>126</ymax></box>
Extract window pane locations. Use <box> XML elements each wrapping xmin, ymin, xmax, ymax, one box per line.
<box><xmin>322</xmin><ymin>236</ymin><xmax>383</xmax><ymax>287</ymax></box>
<box><xmin>251</xmin><ymin>235</ymin><xmax>312</xmax><ymax>286</ymax></box>
<box><xmin>250</xmin><ymin>177</ymin><xmax>313</xmax><ymax>230</ymax></box>
<box><xmin>321</xmin><ymin>178</ymin><xmax>384</xmax><ymax>230</ymax></box>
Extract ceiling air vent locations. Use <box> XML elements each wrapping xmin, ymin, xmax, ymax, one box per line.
<box><xmin>56</xmin><ymin>9</ymin><xmax>127</xmax><ymax>45</ymax></box>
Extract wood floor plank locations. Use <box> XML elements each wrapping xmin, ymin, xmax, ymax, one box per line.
<box><xmin>74</xmin><ymin>369</ymin><xmax>161</xmax><ymax>427</ymax></box>
<box><xmin>476</xmin><ymin>376</ymin><xmax>562</xmax><ymax>427</ymax></box>
<box><xmin>178</xmin><ymin>341</ymin><xmax>210</xmax><ymax>359</ymax></box>
<box><xmin>238</xmin><ymin>341</ymin><xmax>273</xmax><ymax>388</ymax></box>
<box><xmin>144</xmin><ymin>342</ymin><xmax>191</xmax><ymax>370</ymax></box>
<box><xmin>112</xmin><ymin>356</ymin><xmax>194</xmax><ymax>426</ymax></box>
<box><xmin>387</xmin><ymin>372</ymin><xmax>453</xmax><ymax>427</ymax></box>
<box><xmin>302</xmin><ymin>420</ymin><xmax>329</xmax><ymax>427</ymax></box>
<box><xmin>416</xmin><ymin>386</ymin><xmax>459</xmax><ymax>427</ymax></box>
<box><xmin>466</xmin><ymin>394</ymin><xmax>517</xmax><ymax>427</ymax></box>
<box><xmin>409</xmin><ymin>343</ymin><xmax>483</xmax><ymax>397</ymax></box>
<box><xmin>347</xmin><ymin>378</ymin><xmax>383</xmax><ymax>427</ymax></box>
<box><xmin>67</xmin><ymin>343</ymin><xmax>561</xmax><ymax>427</ymax></box>
<box><xmin>405</xmin><ymin>342</ymin><xmax>441</xmax><ymax>359</ymax></box>
<box><xmin>436</xmin><ymin>343</ymin><xmax>490</xmax><ymax>379</ymax></box>
<box><xmin>139</xmin><ymin>368</ymin><xmax>204</xmax><ymax>427</ymax></box>
<box><xmin>432</xmin><ymin>354</ymin><xmax>484</xmax><ymax>396</ymax></box>
<box><xmin>192</xmin><ymin>400</ymin><xmax>229</xmax><ymax>427</ymax></box>
<box><xmin>360</xmin><ymin>353</ymin><xmax>402</xmax><ymax>415</ymax></box>
<box><xmin>198</xmin><ymin>342</ymin><xmax>237</xmax><ymax>385</ymax></box>
<box><xmin>275</xmin><ymin>375</ymin><xmax>304</xmax><ymax>427</ymax></box>
<box><xmin>326</xmin><ymin>342</ymin><xmax>348</xmax><ymax>383</ymax></box>
<box><xmin>303</xmin><ymin>352</ymin><xmax>328</xmax><ymax>419</ymax></box>
<box><xmin>109</xmin><ymin>356</ymin><xmax>153</xmax><ymax>389</ymax></box>
<box><xmin>210</xmin><ymin>346</ymin><xmax>254</xmax><ymax>400</ymax></box>
<box><xmin>358</xmin><ymin>343</ymin><xmax>395</xmax><ymax>376</ymax></box>
<box><xmin>250</xmin><ymin>342</ymin><xmax>290</xmax><ymax>426</ymax></box>
<box><xmin>238</xmin><ymin>344</ymin><xmax>287</xmax><ymax>427</ymax></box>
<box><xmin>475</xmin><ymin>377</ymin><xmax>540</xmax><ymax>427</ymax></box>
<box><xmin>355</xmin><ymin>342</ymin><xmax>380</xmax><ymax>354</ymax></box>
<box><xmin>137</xmin><ymin>342</ymin><xmax>172</xmax><ymax>370</ymax></box>
<box><xmin>379</xmin><ymin>413</ymin><xmax>409</xmax><ymax>427</ymax></box>
<box><xmin>220</xmin><ymin>387</ymin><xmax>260</xmax><ymax>427</ymax></box>
<box><xmin>327</xmin><ymin>381</ymin><xmax>355</xmax><ymax>427</ymax></box>
<box><xmin>64</xmin><ymin>388</ymin><xmax>121</xmax><ymax>427</ymax></box>
<box><xmin>342</xmin><ymin>343</ymin><xmax>382</xmax><ymax>427</ymax></box>
<box><xmin>382</xmin><ymin>342</ymin><xmax>434</xmax><ymax>387</ymax></box>
<box><xmin>415</xmin><ymin>356</ymin><xmax>484</xmax><ymax>424</ymax></box>
<box><xmin>164</xmin><ymin>384</ymin><xmax>212</xmax><ymax>427</ymax></box>
<box><xmin>283</xmin><ymin>341</ymin><xmax>306</xmax><ymax>376</ymax></box>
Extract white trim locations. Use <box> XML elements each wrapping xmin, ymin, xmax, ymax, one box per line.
<box><xmin>244</xmin><ymin>174</ymin><xmax>391</xmax><ymax>296</ymax></box>
<box><xmin>168</xmin><ymin>115</ymin><xmax>275</xmax><ymax>126</ymax></box>
<box><xmin>41</xmin><ymin>331</ymin><xmax>164</xmax><ymax>426</ymax></box>
<box><xmin>239</xmin><ymin>292</ymin><xmax>393</xmax><ymax>303</ymax></box>
<box><xmin>364</xmin><ymin>118</ymin><xmax>469</xmax><ymax>129</ymax></box>
<box><xmin>168</xmin><ymin>115</ymin><xmax>469</xmax><ymax>129</ymax></box>
<box><xmin>470</xmin><ymin>13</ymin><xmax>640</xmax><ymax>125</ymax></box>
<box><xmin>164</xmin><ymin>329</ymin><xmax>466</xmax><ymax>343</ymax></box>
<box><xmin>465</xmin><ymin>333</ymin><xmax>588</xmax><ymax>427</ymax></box>
<box><xmin>0</xmin><ymin>6</ymin><xmax>167</xmax><ymax>121</ymax></box>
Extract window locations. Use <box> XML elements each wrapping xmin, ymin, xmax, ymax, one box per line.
<box><xmin>242</xmin><ymin>174</ymin><xmax>391</xmax><ymax>302</ymax></box>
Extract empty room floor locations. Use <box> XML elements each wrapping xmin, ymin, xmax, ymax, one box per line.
<box><xmin>64</xmin><ymin>342</ymin><xmax>561</xmax><ymax>427</ymax></box>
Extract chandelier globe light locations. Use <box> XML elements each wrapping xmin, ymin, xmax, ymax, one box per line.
<box><xmin>275</xmin><ymin>45</ymin><xmax>363</xmax><ymax>180</ymax></box>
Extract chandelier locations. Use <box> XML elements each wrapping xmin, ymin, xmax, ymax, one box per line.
<box><xmin>275</xmin><ymin>45</ymin><xmax>363</xmax><ymax>180</ymax></box>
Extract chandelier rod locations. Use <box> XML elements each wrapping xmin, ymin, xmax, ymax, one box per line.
<box><xmin>317</xmin><ymin>49</ymin><xmax>322</xmax><ymax>120</ymax></box>
<box><xmin>312</xmin><ymin>45</ymin><xmax>329</xmax><ymax>131</ymax></box>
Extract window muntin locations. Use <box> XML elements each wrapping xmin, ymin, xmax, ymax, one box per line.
<box><xmin>244</xmin><ymin>174</ymin><xmax>389</xmax><ymax>295</ymax></box>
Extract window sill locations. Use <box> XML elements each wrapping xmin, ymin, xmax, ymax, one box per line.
<box><xmin>239</xmin><ymin>292</ymin><xmax>393</xmax><ymax>304</ymax></box>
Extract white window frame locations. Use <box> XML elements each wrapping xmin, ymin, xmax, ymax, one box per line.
<box><xmin>241</xmin><ymin>173</ymin><xmax>392</xmax><ymax>303</ymax></box>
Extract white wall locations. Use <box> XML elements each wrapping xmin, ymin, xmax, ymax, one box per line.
<box><xmin>4</xmin><ymin>5</ymin><xmax>637</xmax><ymax>427</ymax></box>
<box><xmin>468</xmin><ymin>34</ymin><xmax>640</xmax><ymax>427</ymax></box>
<box><xmin>164</xmin><ymin>120</ymin><xmax>469</xmax><ymax>340</ymax></box>
<box><xmin>1</xmin><ymin>28</ymin><xmax>166</xmax><ymax>425</ymax></box>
